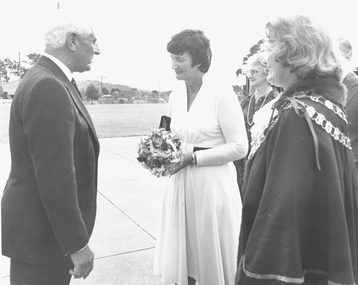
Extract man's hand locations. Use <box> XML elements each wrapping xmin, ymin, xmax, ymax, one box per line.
<box><xmin>69</xmin><ymin>245</ymin><xmax>94</xmax><ymax>279</ymax></box>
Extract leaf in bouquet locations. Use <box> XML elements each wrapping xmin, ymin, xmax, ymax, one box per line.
<box><xmin>137</xmin><ymin>128</ymin><xmax>183</xmax><ymax>178</ymax></box>
<box><xmin>137</xmin><ymin>156</ymin><xmax>146</xmax><ymax>162</ymax></box>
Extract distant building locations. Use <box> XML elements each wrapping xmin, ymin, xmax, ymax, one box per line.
<box><xmin>1</xmin><ymin>79</ymin><xmax>20</xmax><ymax>99</ymax></box>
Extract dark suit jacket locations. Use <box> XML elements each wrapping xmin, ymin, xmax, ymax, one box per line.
<box><xmin>343</xmin><ymin>71</ymin><xmax>358</xmax><ymax>172</ymax></box>
<box><xmin>1</xmin><ymin>56</ymin><xmax>100</xmax><ymax>264</ymax></box>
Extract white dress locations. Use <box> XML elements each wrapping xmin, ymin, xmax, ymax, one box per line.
<box><xmin>250</xmin><ymin>96</ymin><xmax>280</xmax><ymax>142</ymax></box>
<box><xmin>153</xmin><ymin>76</ymin><xmax>248</xmax><ymax>285</ymax></box>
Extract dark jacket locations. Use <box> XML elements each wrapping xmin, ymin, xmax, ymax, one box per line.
<box><xmin>237</xmin><ymin>76</ymin><xmax>358</xmax><ymax>284</ymax></box>
<box><xmin>234</xmin><ymin>88</ymin><xmax>279</xmax><ymax>189</ymax></box>
<box><xmin>240</xmin><ymin>88</ymin><xmax>279</xmax><ymax>143</ymax></box>
<box><xmin>2</xmin><ymin>56</ymin><xmax>100</xmax><ymax>264</ymax></box>
<box><xmin>344</xmin><ymin>71</ymin><xmax>358</xmax><ymax>172</ymax></box>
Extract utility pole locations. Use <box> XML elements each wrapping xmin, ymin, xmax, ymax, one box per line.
<box><xmin>18</xmin><ymin>52</ymin><xmax>21</xmax><ymax>81</ymax></box>
<box><xmin>158</xmin><ymin>67</ymin><xmax>161</xmax><ymax>101</ymax></box>
<box><xmin>99</xmin><ymin>76</ymin><xmax>105</xmax><ymax>95</ymax></box>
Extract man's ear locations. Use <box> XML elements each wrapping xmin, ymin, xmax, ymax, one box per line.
<box><xmin>67</xmin><ymin>33</ymin><xmax>77</xmax><ymax>51</ymax></box>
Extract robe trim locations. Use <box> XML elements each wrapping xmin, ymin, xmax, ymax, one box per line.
<box><xmin>243</xmin><ymin>256</ymin><xmax>356</xmax><ymax>285</ymax></box>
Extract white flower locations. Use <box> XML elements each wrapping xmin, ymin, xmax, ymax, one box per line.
<box><xmin>137</xmin><ymin>128</ymin><xmax>183</xmax><ymax>178</ymax></box>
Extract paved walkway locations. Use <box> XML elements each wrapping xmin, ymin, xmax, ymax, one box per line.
<box><xmin>0</xmin><ymin>137</ymin><xmax>168</xmax><ymax>285</ymax></box>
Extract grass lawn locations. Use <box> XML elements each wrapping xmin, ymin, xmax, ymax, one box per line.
<box><xmin>0</xmin><ymin>103</ymin><xmax>168</xmax><ymax>144</ymax></box>
<box><xmin>86</xmin><ymin>103</ymin><xmax>167</xmax><ymax>138</ymax></box>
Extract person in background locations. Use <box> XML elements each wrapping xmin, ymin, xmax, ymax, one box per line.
<box><xmin>339</xmin><ymin>38</ymin><xmax>358</xmax><ymax>173</ymax></box>
<box><xmin>234</xmin><ymin>52</ymin><xmax>279</xmax><ymax>189</ymax></box>
<box><xmin>237</xmin><ymin>15</ymin><xmax>358</xmax><ymax>284</ymax></box>
<box><xmin>153</xmin><ymin>29</ymin><xmax>248</xmax><ymax>285</ymax></box>
<box><xmin>2</xmin><ymin>15</ymin><xmax>100</xmax><ymax>284</ymax></box>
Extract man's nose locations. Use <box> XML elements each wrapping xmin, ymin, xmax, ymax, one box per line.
<box><xmin>94</xmin><ymin>44</ymin><xmax>100</xmax><ymax>55</ymax></box>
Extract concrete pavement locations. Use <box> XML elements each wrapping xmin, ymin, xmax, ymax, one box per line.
<box><xmin>0</xmin><ymin>137</ymin><xmax>168</xmax><ymax>285</ymax></box>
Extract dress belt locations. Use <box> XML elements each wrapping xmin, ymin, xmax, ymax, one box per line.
<box><xmin>193</xmin><ymin>147</ymin><xmax>211</xmax><ymax>152</ymax></box>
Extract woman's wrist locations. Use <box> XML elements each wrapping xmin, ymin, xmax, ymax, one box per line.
<box><xmin>191</xmin><ymin>152</ymin><xmax>197</xmax><ymax>165</ymax></box>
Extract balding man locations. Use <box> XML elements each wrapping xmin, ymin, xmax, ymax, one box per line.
<box><xmin>2</xmin><ymin>16</ymin><xmax>100</xmax><ymax>284</ymax></box>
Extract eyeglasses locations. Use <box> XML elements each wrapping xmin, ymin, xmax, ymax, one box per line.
<box><xmin>244</xmin><ymin>69</ymin><xmax>259</xmax><ymax>77</ymax></box>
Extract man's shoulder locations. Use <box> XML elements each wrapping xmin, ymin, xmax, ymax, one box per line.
<box><xmin>343</xmin><ymin>71</ymin><xmax>358</xmax><ymax>87</ymax></box>
<box><xmin>19</xmin><ymin>65</ymin><xmax>59</xmax><ymax>88</ymax></box>
<box><xmin>343</xmin><ymin>71</ymin><xmax>358</xmax><ymax>106</ymax></box>
<box><xmin>15</xmin><ymin>65</ymin><xmax>67</xmax><ymax>103</ymax></box>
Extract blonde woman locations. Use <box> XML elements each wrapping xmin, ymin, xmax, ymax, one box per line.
<box><xmin>234</xmin><ymin>52</ymin><xmax>279</xmax><ymax>188</ymax></box>
<box><xmin>237</xmin><ymin>15</ymin><xmax>358</xmax><ymax>285</ymax></box>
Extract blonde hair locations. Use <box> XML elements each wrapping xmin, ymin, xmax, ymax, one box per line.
<box><xmin>246</xmin><ymin>52</ymin><xmax>268</xmax><ymax>75</ymax></box>
<box><xmin>265</xmin><ymin>15</ymin><xmax>342</xmax><ymax>79</ymax></box>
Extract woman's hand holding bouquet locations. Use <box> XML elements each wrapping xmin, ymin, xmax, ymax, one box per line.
<box><xmin>137</xmin><ymin>128</ymin><xmax>184</xmax><ymax>177</ymax></box>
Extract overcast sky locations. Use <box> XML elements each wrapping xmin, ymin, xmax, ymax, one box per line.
<box><xmin>2</xmin><ymin>0</ymin><xmax>357</xmax><ymax>91</ymax></box>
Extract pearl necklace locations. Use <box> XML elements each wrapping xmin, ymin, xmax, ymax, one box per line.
<box><xmin>247</xmin><ymin>89</ymin><xmax>271</xmax><ymax>126</ymax></box>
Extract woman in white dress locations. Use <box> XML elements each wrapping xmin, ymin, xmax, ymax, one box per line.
<box><xmin>153</xmin><ymin>29</ymin><xmax>248</xmax><ymax>285</ymax></box>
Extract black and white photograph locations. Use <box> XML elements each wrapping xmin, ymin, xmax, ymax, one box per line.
<box><xmin>1</xmin><ymin>0</ymin><xmax>358</xmax><ymax>284</ymax></box>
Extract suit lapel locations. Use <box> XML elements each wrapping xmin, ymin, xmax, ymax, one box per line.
<box><xmin>37</xmin><ymin>56</ymin><xmax>99</xmax><ymax>149</ymax></box>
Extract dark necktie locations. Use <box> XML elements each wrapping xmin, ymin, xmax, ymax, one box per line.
<box><xmin>71</xmin><ymin>78</ymin><xmax>83</xmax><ymax>100</ymax></box>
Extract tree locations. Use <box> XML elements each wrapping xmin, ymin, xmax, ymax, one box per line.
<box><xmin>0</xmin><ymin>59</ymin><xmax>11</xmax><ymax>83</ymax></box>
<box><xmin>160</xmin><ymin>91</ymin><xmax>171</xmax><ymax>102</ymax></box>
<box><xmin>118</xmin><ymin>90</ymin><xmax>126</xmax><ymax>98</ymax></box>
<box><xmin>126</xmin><ymin>88</ymin><xmax>138</xmax><ymax>103</ymax></box>
<box><xmin>0</xmin><ymin>53</ymin><xmax>41</xmax><ymax>82</ymax></box>
<box><xmin>85</xmin><ymin>83</ymin><xmax>100</xmax><ymax>104</ymax></box>
<box><xmin>101</xmin><ymin>86</ymin><xmax>109</xmax><ymax>95</ymax></box>
<box><xmin>235</xmin><ymin>68</ymin><xmax>243</xmax><ymax>76</ymax></box>
<box><xmin>26</xmin><ymin>53</ymin><xmax>41</xmax><ymax>65</ymax></box>
<box><xmin>242</xmin><ymin>39</ymin><xmax>265</xmax><ymax>65</ymax></box>
<box><xmin>0</xmin><ymin>58</ymin><xmax>19</xmax><ymax>82</ymax></box>
<box><xmin>112</xmin><ymin>90</ymin><xmax>120</xmax><ymax>103</ymax></box>
<box><xmin>110</xmin><ymin>87</ymin><xmax>121</xmax><ymax>94</ymax></box>
<box><xmin>9</xmin><ymin>60</ymin><xmax>27</xmax><ymax>79</ymax></box>
<box><xmin>146</xmin><ymin>90</ymin><xmax>159</xmax><ymax>103</ymax></box>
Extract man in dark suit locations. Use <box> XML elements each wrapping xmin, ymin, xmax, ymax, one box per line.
<box><xmin>2</xmin><ymin>15</ymin><xmax>100</xmax><ymax>284</ymax></box>
<box><xmin>339</xmin><ymin>38</ymin><xmax>358</xmax><ymax>173</ymax></box>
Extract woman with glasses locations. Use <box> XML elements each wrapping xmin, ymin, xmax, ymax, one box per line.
<box><xmin>236</xmin><ymin>15</ymin><xmax>358</xmax><ymax>285</ymax></box>
<box><xmin>234</xmin><ymin>52</ymin><xmax>279</xmax><ymax>188</ymax></box>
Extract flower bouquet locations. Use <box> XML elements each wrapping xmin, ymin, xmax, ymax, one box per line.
<box><xmin>137</xmin><ymin>128</ymin><xmax>183</xmax><ymax>177</ymax></box>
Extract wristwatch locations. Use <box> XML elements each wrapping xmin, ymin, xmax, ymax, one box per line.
<box><xmin>192</xmin><ymin>152</ymin><xmax>197</xmax><ymax>165</ymax></box>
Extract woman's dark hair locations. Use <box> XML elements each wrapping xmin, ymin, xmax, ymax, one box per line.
<box><xmin>167</xmin><ymin>29</ymin><xmax>212</xmax><ymax>73</ymax></box>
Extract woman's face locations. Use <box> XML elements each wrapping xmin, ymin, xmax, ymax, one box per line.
<box><xmin>265</xmin><ymin>43</ymin><xmax>294</xmax><ymax>88</ymax></box>
<box><xmin>246</xmin><ymin>66</ymin><xmax>268</xmax><ymax>89</ymax></box>
<box><xmin>170</xmin><ymin>52</ymin><xmax>201</xmax><ymax>82</ymax></box>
